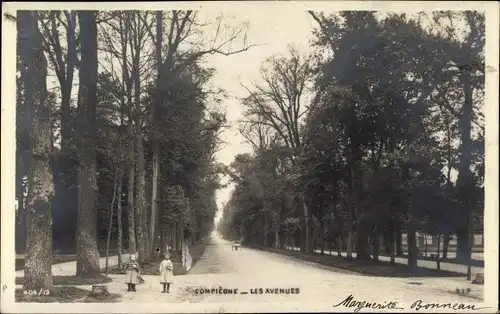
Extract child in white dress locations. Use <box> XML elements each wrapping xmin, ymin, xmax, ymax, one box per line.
<box><xmin>159</xmin><ymin>253</ymin><xmax>174</xmax><ymax>293</ymax></box>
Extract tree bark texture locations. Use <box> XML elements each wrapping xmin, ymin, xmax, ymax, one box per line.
<box><xmin>16</xmin><ymin>77</ymin><xmax>27</xmax><ymax>254</ymax></box>
<box><xmin>76</xmin><ymin>10</ymin><xmax>101</xmax><ymax>277</ymax></box>
<box><xmin>18</xmin><ymin>10</ymin><xmax>54</xmax><ymax>291</ymax></box>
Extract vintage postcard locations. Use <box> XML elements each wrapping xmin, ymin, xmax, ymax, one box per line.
<box><xmin>1</xmin><ymin>1</ymin><xmax>498</xmax><ymax>313</ymax></box>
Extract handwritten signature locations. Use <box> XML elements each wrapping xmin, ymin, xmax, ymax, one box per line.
<box><xmin>410</xmin><ymin>300</ymin><xmax>490</xmax><ymax>311</ymax></box>
<box><xmin>333</xmin><ymin>294</ymin><xmax>491</xmax><ymax>312</ymax></box>
<box><xmin>332</xmin><ymin>294</ymin><xmax>404</xmax><ymax>312</ymax></box>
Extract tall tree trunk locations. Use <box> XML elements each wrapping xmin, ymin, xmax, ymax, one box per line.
<box><xmin>424</xmin><ymin>233</ymin><xmax>428</xmax><ymax>257</ymax></box>
<box><xmin>59</xmin><ymin>38</ymin><xmax>76</xmax><ymax>170</ymax></box>
<box><xmin>172</xmin><ymin>223</ymin><xmax>177</xmax><ymax>252</ymax></box>
<box><xmin>389</xmin><ymin>209</ymin><xmax>396</xmax><ymax>264</ymax></box>
<box><xmin>312</xmin><ymin>221</ymin><xmax>320</xmax><ymax>253</ymax></box>
<box><xmin>127</xmin><ymin>124</ymin><xmax>136</xmax><ymax>254</ymax></box>
<box><xmin>390</xmin><ymin>229</ymin><xmax>396</xmax><ymax>265</ymax></box>
<box><xmin>15</xmin><ymin>136</ymin><xmax>27</xmax><ymax>253</ymax></box>
<box><xmin>131</xmin><ymin>25</ymin><xmax>149</xmax><ymax>263</ymax></box>
<box><xmin>168</xmin><ymin>224</ymin><xmax>174</xmax><ymax>251</ymax></box>
<box><xmin>48</xmin><ymin>11</ymin><xmax>77</xmax><ymax>156</ymax></box>
<box><xmin>118</xmin><ymin>11</ymin><xmax>136</xmax><ymax>256</ymax></box>
<box><xmin>263</xmin><ymin>211</ymin><xmax>269</xmax><ymax>246</ymax></box>
<box><xmin>134</xmin><ymin>133</ymin><xmax>147</xmax><ymax>261</ymax></box>
<box><xmin>383</xmin><ymin>231</ymin><xmax>391</xmax><ymax>255</ymax></box>
<box><xmin>16</xmin><ymin>185</ymin><xmax>26</xmax><ymax>254</ymax></box>
<box><xmin>347</xmin><ymin>167</ymin><xmax>354</xmax><ymax>258</ymax></box>
<box><xmin>354</xmin><ymin>167</ymin><xmax>370</xmax><ymax>261</ymax></box>
<box><xmin>134</xmin><ymin>95</ymin><xmax>148</xmax><ymax>262</ymax></box>
<box><xmin>274</xmin><ymin>230</ymin><xmax>279</xmax><ymax>248</ymax></box>
<box><xmin>355</xmin><ymin>226</ymin><xmax>371</xmax><ymax>260</ymax></box>
<box><xmin>456</xmin><ymin>72</ymin><xmax>474</xmax><ymax>262</ymax></box>
<box><xmin>436</xmin><ymin>233</ymin><xmax>441</xmax><ymax>270</ymax></box>
<box><xmin>407</xmin><ymin>197</ymin><xmax>418</xmax><ymax>270</ymax></box>
<box><xmin>160</xmin><ymin>225</ymin><xmax>165</xmax><ymax>255</ymax></box>
<box><xmin>443</xmin><ymin>130</ymin><xmax>453</xmax><ymax>262</ymax></box>
<box><xmin>150</xmin><ymin>10</ymin><xmax>163</xmax><ymax>254</ymax></box>
<box><xmin>45</xmin><ymin>12</ymin><xmax>78</xmax><ymax>253</ymax></box>
<box><xmin>320</xmin><ymin>231</ymin><xmax>326</xmax><ymax>255</ymax></box>
<box><xmin>177</xmin><ymin>227</ymin><xmax>183</xmax><ymax>252</ymax></box>
<box><xmin>18</xmin><ymin>10</ymin><xmax>54</xmax><ymax>290</ymax></box>
<box><xmin>301</xmin><ymin>196</ymin><xmax>310</xmax><ymax>253</ymax></box>
<box><xmin>105</xmin><ymin>172</ymin><xmax>119</xmax><ymax>275</ymax></box>
<box><xmin>76</xmin><ymin>10</ymin><xmax>100</xmax><ymax>277</ymax></box>
<box><xmin>443</xmin><ymin>232</ymin><xmax>450</xmax><ymax>259</ymax></box>
<box><xmin>15</xmin><ymin>77</ymin><xmax>27</xmax><ymax>254</ymax></box>
<box><xmin>150</xmin><ymin>149</ymin><xmax>159</xmax><ymax>250</ymax></box>
<box><xmin>395</xmin><ymin>225</ymin><xmax>403</xmax><ymax>256</ymax></box>
<box><xmin>116</xmin><ymin>167</ymin><xmax>124</xmax><ymax>268</ymax></box>
<box><xmin>373</xmin><ymin>228</ymin><xmax>380</xmax><ymax>261</ymax></box>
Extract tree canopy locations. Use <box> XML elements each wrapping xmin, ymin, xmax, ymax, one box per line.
<box><xmin>218</xmin><ymin>11</ymin><xmax>485</xmax><ymax>268</ymax></box>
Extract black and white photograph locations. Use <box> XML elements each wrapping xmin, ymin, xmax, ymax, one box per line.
<box><xmin>1</xmin><ymin>2</ymin><xmax>498</xmax><ymax>313</ymax></box>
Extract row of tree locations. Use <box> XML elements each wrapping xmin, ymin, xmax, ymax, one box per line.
<box><xmin>16</xmin><ymin>10</ymin><xmax>252</xmax><ymax>290</ymax></box>
<box><xmin>218</xmin><ymin>11</ymin><xmax>485</xmax><ymax>270</ymax></box>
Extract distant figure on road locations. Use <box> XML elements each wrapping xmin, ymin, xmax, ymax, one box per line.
<box><xmin>125</xmin><ymin>253</ymin><xmax>140</xmax><ymax>292</ymax></box>
<box><xmin>159</xmin><ymin>253</ymin><xmax>174</xmax><ymax>293</ymax></box>
<box><xmin>232</xmin><ymin>240</ymin><xmax>241</xmax><ymax>251</ymax></box>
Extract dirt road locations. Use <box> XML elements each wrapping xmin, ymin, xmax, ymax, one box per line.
<box><xmin>15</xmin><ymin>233</ymin><xmax>485</xmax><ymax>311</ymax></box>
<box><xmin>109</xmin><ymin>232</ymin><xmax>484</xmax><ymax>307</ymax></box>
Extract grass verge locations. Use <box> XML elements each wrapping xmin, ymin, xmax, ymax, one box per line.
<box><xmin>417</xmin><ymin>255</ymin><xmax>484</xmax><ymax>267</ymax></box>
<box><xmin>16</xmin><ymin>274</ymin><xmax>112</xmax><ymax>286</ymax></box>
<box><xmin>250</xmin><ymin>245</ymin><xmax>466</xmax><ymax>278</ymax></box>
<box><xmin>15</xmin><ymin>286</ymin><xmax>120</xmax><ymax>303</ymax></box>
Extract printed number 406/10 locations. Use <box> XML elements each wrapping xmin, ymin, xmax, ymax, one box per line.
<box><xmin>23</xmin><ymin>289</ymin><xmax>50</xmax><ymax>296</ymax></box>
